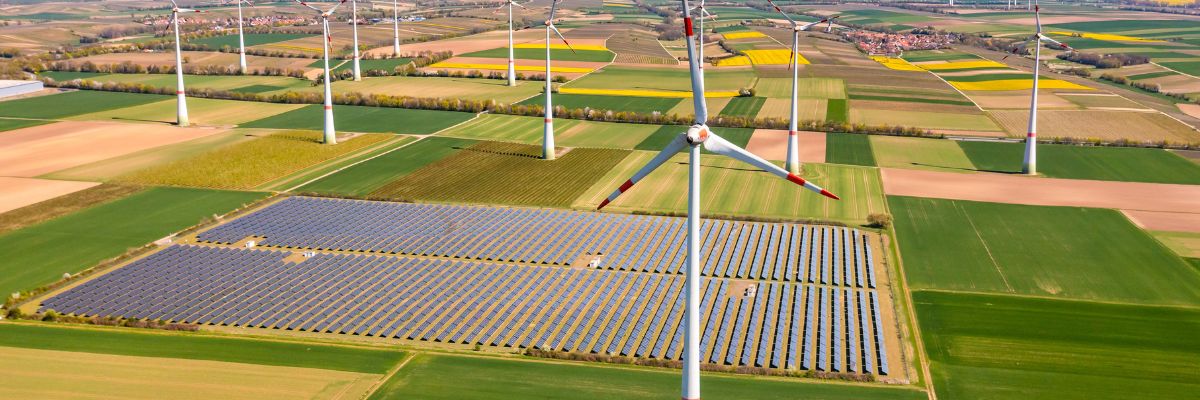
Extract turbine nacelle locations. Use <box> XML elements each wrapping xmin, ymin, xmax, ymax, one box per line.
<box><xmin>684</xmin><ymin>125</ymin><xmax>709</xmax><ymax>145</ymax></box>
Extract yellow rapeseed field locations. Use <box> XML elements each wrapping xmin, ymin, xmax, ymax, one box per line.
<box><xmin>714</xmin><ymin>56</ymin><xmax>752</xmax><ymax>66</ymax></box>
<box><xmin>742</xmin><ymin>49</ymin><xmax>808</xmax><ymax>65</ymax></box>
<box><xmin>262</xmin><ymin>43</ymin><xmax>322</xmax><ymax>52</ymax></box>
<box><xmin>723</xmin><ymin>31</ymin><xmax>767</xmax><ymax>40</ymax></box>
<box><xmin>918</xmin><ymin>60</ymin><xmax>1008</xmax><ymax>71</ymax></box>
<box><xmin>870</xmin><ymin>56</ymin><xmax>924</xmax><ymax>72</ymax></box>
<box><xmin>558</xmin><ymin>87</ymin><xmax>741</xmax><ymax>98</ymax></box>
<box><xmin>513</xmin><ymin>43</ymin><xmax>609</xmax><ymax>51</ymax></box>
<box><xmin>429</xmin><ymin>62</ymin><xmax>594</xmax><ymax>73</ymax></box>
<box><xmin>413</xmin><ymin>22</ymin><xmax>468</xmax><ymax>31</ymax></box>
<box><xmin>950</xmin><ymin>79</ymin><xmax>1094</xmax><ymax>91</ymax></box>
<box><xmin>604</xmin><ymin>2</ymin><xmax>635</xmax><ymax>7</ymax></box>
<box><xmin>1047</xmin><ymin>31</ymin><xmax>1164</xmax><ymax>43</ymax></box>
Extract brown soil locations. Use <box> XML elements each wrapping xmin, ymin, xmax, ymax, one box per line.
<box><xmin>969</xmin><ymin>91</ymin><xmax>1076</xmax><ymax>109</ymax></box>
<box><xmin>744</xmin><ymin>129</ymin><xmax>826</xmax><ymax>163</ymax></box>
<box><xmin>0</xmin><ymin>121</ymin><xmax>225</xmax><ymax>177</ymax></box>
<box><xmin>1121</xmin><ymin>210</ymin><xmax>1200</xmax><ymax>233</ymax></box>
<box><xmin>0</xmin><ymin>177</ymin><xmax>99</xmax><ymax>214</ymax></box>
<box><xmin>881</xmin><ymin>168</ymin><xmax>1200</xmax><ymax>213</ymax></box>
<box><xmin>1177</xmin><ymin>103</ymin><xmax>1200</xmax><ymax>119</ymax></box>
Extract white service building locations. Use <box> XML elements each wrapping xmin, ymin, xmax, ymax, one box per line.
<box><xmin>0</xmin><ymin>80</ymin><xmax>44</xmax><ymax>99</ymax></box>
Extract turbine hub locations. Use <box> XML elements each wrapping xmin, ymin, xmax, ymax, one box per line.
<box><xmin>685</xmin><ymin>124</ymin><xmax>710</xmax><ymax>145</ymax></box>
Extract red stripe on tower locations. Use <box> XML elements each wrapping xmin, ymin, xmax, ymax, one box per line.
<box><xmin>788</xmin><ymin>130</ymin><xmax>797</xmax><ymax>136</ymax></box>
<box><xmin>544</xmin><ymin>118</ymin><xmax>553</xmax><ymax>123</ymax></box>
<box><xmin>1027</xmin><ymin>132</ymin><xmax>1035</xmax><ymax>138</ymax></box>
<box><xmin>324</xmin><ymin>105</ymin><xmax>332</xmax><ymax>110</ymax></box>
<box><xmin>176</xmin><ymin>91</ymin><xmax>184</xmax><ymax>95</ymax></box>
<box><xmin>684</xmin><ymin>17</ymin><xmax>693</xmax><ymax>36</ymax></box>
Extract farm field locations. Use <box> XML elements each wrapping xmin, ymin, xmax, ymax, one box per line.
<box><xmin>369</xmin><ymin>353</ymin><xmax>927</xmax><ymax>400</ymax></box>
<box><xmin>988</xmin><ymin>109</ymin><xmax>1200</xmax><ymax>143</ymax></box>
<box><xmin>825</xmin><ymin>133</ymin><xmax>876</xmax><ymax>167</ymax></box>
<box><xmin>958</xmin><ymin>141</ymin><xmax>1200</xmax><ymax>184</ymax></box>
<box><xmin>188</xmin><ymin>33</ymin><xmax>310</xmax><ymax>49</ymax></box>
<box><xmin>437</xmin><ymin>114</ymin><xmax>664</xmax><ymax>149</ymax></box>
<box><xmin>718</xmin><ymin>96</ymin><xmax>766</xmax><ymax>117</ymax></box>
<box><xmin>121</xmin><ymin>130</ymin><xmax>393</xmax><ymax>190</ymax></box>
<box><xmin>579</xmin><ymin>154</ymin><xmax>885</xmax><ymax>224</ymax></box>
<box><xmin>241</xmin><ymin>105</ymin><xmax>475</xmax><ymax>134</ymax></box>
<box><xmin>40</xmin><ymin>130</ymin><xmax>257</xmax><ymax>182</ymax></box>
<box><xmin>0</xmin><ymin>184</ymin><xmax>139</xmax><ymax>236</ymax></box>
<box><xmin>888</xmin><ymin>196</ymin><xmax>1200</xmax><ymax>305</ymax></box>
<box><xmin>566</xmin><ymin>65</ymin><xmax>756</xmax><ymax>93</ymax></box>
<box><xmin>0</xmin><ymin>187</ymin><xmax>264</xmax><ymax>297</ymax></box>
<box><xmin>915</xmin><ymin>290</ymin><xmax>1200</xmax><ymax>400</ymax></box>
<box><xmin>870</xmin><ymin>136</ymin><xmax>975</xmax><ymax>172</ymax></box>
<box><xmin>0</xmin><ymin>118</ymin><xmax>50</xmax><ymax>132</ymax></box>
<box><xmin>371</xmin><ymin>141</ymin><xmax>629</xmax><ymax>207</ymax></box>
<box><xmin>517</xmin><ymin>93</ymin><xmax>682</xmax><ymax>113</ymax></box>
<box><xmin>69</xmin><ymin>97</ymin><xmax>305</xmax><ymax>127</ymax></box>
<box><xmin>461</xmin><ymin>47</ymin><xmax>615</xmax><ymax>62</ymax></box>
<box><xmin>300</xmin><ymin>137</ymin><xmax>475</xmax><ymax>196</ymax></box>
<box><xmin>274</xmin><ymin>76</ymin><xmax>545</xmax><ymax>104</ymax></box>
<box><xmin>849</xmin><ymin>109</ymin><xmax>1001</xmax><ymax>132</ymax></box>
<box><xmin>0</xmin><ymin>121</ymin><xmax>226</xmax><ymax>178</ymax></box>
<box><xmin>55</xmin><ymin>72</ymin><xmax>309</xmax><ymax>93</ymax></box>
<box><xmin>634</xmin><ymin>126</ymin><xmax>755</xmax><ymax>152</ymax></box>
<box><xmin>0</xmin><ymin>91</ymin><xmax>168</xmax><ymax>119</ymax></box>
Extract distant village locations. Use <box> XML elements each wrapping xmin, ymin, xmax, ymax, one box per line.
<box><xmin>843</xmin><ymin>29</ymin><xmax>958</xmax><ymax>56</ymax></box>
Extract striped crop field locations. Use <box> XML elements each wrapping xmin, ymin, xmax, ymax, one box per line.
<box><xmin>371</xmin><ymin>141</ymin><xmax>629</xmax><ymax>207</ymax></box>
<box><xmin>949</xmin><ymin>79</ymin><xmax>1093</xmax><ymax>91</ymax></box>
<box><xmin>723</xmin><ymin>31</ymin><xmax>767</xmax><ymax>40</ymax></box>
<box><xmin>437</xmin><ymin>114</ymin><xmax>663</xmax><ymax>149</ymax></box>
<box><xmin>916</xmin><ymin>60</ymin><xmax>1008</xmax><ymax>71</ymax></box>
<box><xmin>558</xmin><ymin>87</ymin><xmax>741</xmax><ymax>98</ymax></box>
<box><xmin>38</xmin><ymin>197</ymin><xmax>902</xmax><ymax>377</ymax></box>
<box><xmin>513</xmin><ymin>43</ymin><xmax>609</xmax><ymax>51</ymax></box>
<box><xmin>870</xmin><ymin>56</ymin><xmax>923</xmax><ymax>72</ymax></box>
<box><xmin>1046</xmin><ymin>31</ymin><xmax>1164</xmax><ymax>43</ymax></box>
<box><xmin>428</xmin><ymin>62</ymin><xmax>595</xmax><ymax>73</ymax></box>
<box><xmin>743</xmin><ymin>49</ymin><xmax>806</xmax><ymax>65</ymax></box>
<box><xmin>461</xmin><ymin>47</ymin><xmax>614</xmax><ymax>62</ymax></box>
<box><xmin>714</xmin><ymin>56</ymin><xmax>752</xmax><ymax>66</ymax></box>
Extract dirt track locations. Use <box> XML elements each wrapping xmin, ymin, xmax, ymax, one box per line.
<box><xmin>0</xmin><ymin>121</ymin><xmax>225</xmax><ymax>177</ymax></box>
<box><xmin>745</xmin><ymin>129</ymin><xmax>825</xmax><ymax>163</ymax></box>
<box><xmin>0</xmin><ymin>177</ymin><xmax>99</xmax><ymax>214</ymax></box>
<box><xmin>1122</xmin><ymin>210</ymin><xmax>1200</xmax><ymax>233</ymax></box>
<box><xmin>881</xmin><ymin>168</ymin><xmax>1200</xmax><ymax>213</ymax></box>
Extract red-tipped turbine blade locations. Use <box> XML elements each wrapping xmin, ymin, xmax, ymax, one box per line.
<box><xmin>597</xmin><ymin>134</ymin><xmax>689</xmax><ymax>209</ymax></box>
<box><xmin>549</xmin><ymin>24</ymin><xmax>576</xmax><ymax>54</ymax></box>
<box><xmin>701</xmin><ymin>131</ymin><xmax>839</xmax><ymax>200</ymax></box>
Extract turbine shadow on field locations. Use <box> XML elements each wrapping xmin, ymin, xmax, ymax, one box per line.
<box><xmin>910</xmin><ymin>162</ymin><xmax>1018</xmax><ymax>175</ymax></box>
<box><xmin>109</xmin><ymin>116</ymin><xmax>173</xmax><ymax>125</ymax></box>
<box><xmin>674</xmin><ymin>161</ymin><xmax>761</xmax><ymax>173</ymax></box>
<box><xmin>453</xmin><ymin>145</ymin><xmax>542</xmax><ymax>160</ymax></box>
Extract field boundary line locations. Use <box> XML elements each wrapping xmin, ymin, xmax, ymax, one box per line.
<box><xmin>911</xmin><ymin>288</ymin><xmax>1200</xmax><ymax>310</ymax></box>
<box><xmin>281</xmin><ymin>136</ymin><xmax>422</xmax><ymax>193</ymax></box>
<box><xmin>957</xmin><ymin>201</ymin><xmax>1014</xmax><ymax>293</ymax></box>
<box><xmin>359</xmin><ymin>352</ymin><xmax>418</xmax><ymax>400</ymax></box>
<box><xmin>880</xmin><ymin>207</ymin><xmax>938</xmax><ymax>400</ymax></box>
<box><xmin>1152</xmin><ymin>61</ymin><xmax>1200</xmax><ymax>80</ymax></box>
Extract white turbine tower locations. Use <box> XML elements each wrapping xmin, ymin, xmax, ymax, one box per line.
<box><xmin>294</xmin><ymin>0</ymin><xmax>348</xmax><ymax>144</ymax></box>
<box><xmin>495</xmin><ymin>0</ymin><xmax>527</xmax><ymax>87</ymax></box>
<box><xmin>765</xmin><ymin>0</ymin><xmax>836</xmax><ymax>174</ymax></box>
<box><xmin>1023</xmin><ymin>3</ymin><xmax>1072</xmax><ymax>175</ymax></box>
<box><xmin>224</xmin><ymin>0</ymin><xmax>253</xmax><ymax>74</ymax></box>
<box><xmin>350</xmin><ymin>0</ymin><xmax>362</xmax><ymax>80</ymax></box>
<box><xmin>166</xmin><ymin>0</ymin><xmax>201</xmax><ymax>127</ymax></box>
<box><xmin>596</xmin><ymin>2</ymin><xmax>840</xmax><ymax>399</ymax></box>
<box><xmin>825</xmin><ymin>14</ymin><xmax>839</xmax><ymax>33</ymax></box>
<box><xmin>391</xmin><ymin>0</ymin><xmax>401</xmax><ymax>56</ymax></box>
<box><xmin>542</xmin><ymin>0</ymin><xmax>575</xmax><ymax>160</ymax></box>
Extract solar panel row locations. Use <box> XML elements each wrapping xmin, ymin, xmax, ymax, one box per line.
<box><xmin>42</xmin><ymin>245</ymin><xmax>891</xmax><ymax>374</ymax></box>
<box><xmin>198</xmin><ymin>197</ymin><xmax>876</xmax><ymax>286</ymax></box>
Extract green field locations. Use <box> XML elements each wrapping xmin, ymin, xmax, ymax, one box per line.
<box><xmin>300</xmin><ymin>137</ymin><xmax>476</xmax><ymax>196</ymax></box>
<box><xmin>1159</xmin><ymin>61</ymin><xmax>1200</xmax><ymax>76</ymax></box>
<box><xmin>0</xmin><ymin>91</ymin><xmax>169</xmax><ymax>119</ymax></box>
<box><xmin>579</xmin><ymin>156</ymin><xmax>885</xmax><ymax>223</ymax></box>
<box><xmin>69</xmin><ymin>97</ymin><xmax>304</xmax><ymax>126</ymax></box>
<box><xmin>566</xmin><ymin>65</ymin><xmax>755</xmax><ymax>92</ymax></box>
<box><xmin>517</xmin><ymin>93</ymin><xmax>682</xmax><ymax>113</ymax></box>
<box><xmin>122</xmin><ymin>131</ymin><xmax>393</xmax><ymax>190</ymax></box>
<box><xmin>825</xmin><ymin>99</ymin><xmax>848</xmax><ymax>123</ymax></box>
<box><xmin>958</xmin><ymin>141</ymin><xmax>1200</xmax><ymax>184</ymax></box>
<box><xmin>915</xmin><ymin>290</ymin><xmax>1200</xmax><ymax>400</ymax></box>
<box><xmin>0</xmin><ymin>118</ymin><xmax>49</xmax><ymax>132</ymax></box>
<box><xmin>901</xmin><ymin>51</ymin><xmax>980</xmax><ymax>63</ymax></box>
<box><xmin>0</xmin><ymin>187</ymin><xmax>265</xmax><ymax>296</ymax></box>
<box><xmin>871</xmin><ymin>135</ymin><xmax>975</xmax><ymax>172</ymax></box>
<box><xmin>461</xmin><ymin>47</ymin><xmax>615</xmax><ymax>62</ymax></box>
<box><xmin>0</xmin><ymin>323</ymin><xmax>403</xmax><ymax>374</ymax></box>
<box><xmin>189</xmin><ymin>33</ymin><xmax>310</xmax><ymax>48</ymax></box>
<box><xmin>753</xmin><ymin>78</ymin><xmax>847</xmax><ymax>99</ymax></box>
<box><xmin>825</xmin><ymin>133</ymin><xmax>876</xmax><ymax>167</ymax></box>
<box><xmin>370</xmin><ymin>353</ymin><xmax>927</xmax><ymax>400</ymax></box>
<box><xmin>718</xmin><ymin>96</ymin><xmax>766</xmax><ymax>117</ymax></box>
<box><xmin>889</xmin><ymin>196</ymin><xmax>1200</xmax><ymax>305</ymax></box>
<box><xmin>1048</xmin><ymin>19</ymin><xmax>1199</xmax><ymax>32</ymax></box>
<box><xmin>58</xmin><ymin>73</ymin><xmax>310</xmax><ymax>92</ymax></box>
<box><xmin>241</xmin><ymin>105</ymin><xmax>475</xmax><ymax>134</ymax></box>
<box><xmin>438</xmin><ymin>114</ymin><xmax>664</xmax><ymax>149</ymax></box>
<box><xmin>371</xmin><ymin>141</ymin><xmax>629</xmax><ymax>207</ymax></box>
<box><xmin>847</xmin><ymin>94</ymin><xmax>975</xmax><ymax>107</ymax></box>
<box><xmin>634</xmin><ymin>126</ymin><xmax>755</xmax><ymax>152</ymax></box>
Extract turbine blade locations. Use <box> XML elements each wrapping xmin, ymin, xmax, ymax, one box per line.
<box><xmin>326</xmin><ymin>0</ymin><xmax>349</xmax><ymax>14</ymax></box>
<box><xmin>597</xmin><ymin>134</ymin><xmax>689</xmax><ymax>209</ymax></box>
<box><xmin>548</xmin><ymin>0</ymin><xmax>560</xmax><ymax>20</ymax></box>
<box><xmin>702</xmin><ymin>132</ymin><xmax>839</xmax><ymax>200</ymax></box>
<box><xmin>169</xmin><ymin>0</ymin><xmax>179</xmax><ymax>7</ymax></box>
<box><xmin>495</xmin><ymin>2</ymin><xmax>505</xmax><ymax>10</ymax></box>
<box><xmin>550</xmin><ymin>24</ymin><xmax>576</xmax><ymax>54</ymax></box>
<box><xmin>800</xmin><ymin>18</ymin><xmax>824</xmax><ymax>31</ymax></box>
<box><xmin>763</xmin><ymin>0</ymin><xmax>796</xmax><ymax>25</ymax></box>
<box><xmin>1034</xmin><ymin>4</ymin><xmax>1042</xmax><ymax>33</ymax></box>
<box><xmin>177</xmin><ymin>8</ymin><xmax>201</xmax><ymax>12</ymax></box>
<box><xmin>514</xmin><ymin>1</ymin><xmax>527</xmax><ymax>9</ymax></box>
<box><xmin>1037</xmin><ymin>33</ymin><xmax>1072</xmax><ymax>51</ymax></box>
<box><xmin>293</xmin><ymin>0</ymin><xmax>322</xmax><ymax>13</ymax></box>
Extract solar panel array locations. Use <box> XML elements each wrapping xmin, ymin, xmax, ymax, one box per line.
<box><xmin>199</xmin><ymin>197</ymin><xmax>878</xmax><ymax>286</ymax></box>
<box><xmin>42</xmin><ymin>245</ymin><xmax>890</xmax><ymax>375</ymax></box>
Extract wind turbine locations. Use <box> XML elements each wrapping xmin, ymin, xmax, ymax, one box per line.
<box><xmin>542</xmin><ymin>0</ymin><xmax>575</xmax><ymax>160</ymax></box>
<box><xmin>688</xmin><ymin>0</ymin><xmax>714</xmax><ymax>73</ymax></box>
<box><xmin>224</xmin><ymin>0</ymin><xmax>253</xmax><ymax>74</ymax></box>
<box><xmin>824</xmin><ymin>15</ymin><xmax>839</xmax><ymax>33</ymax></box>
<box><xmin>1023</xmin><ymin>2</ymin><xmax>1072</xmax><ymax>175</ymax></box>
<box><xmin>166</xmin><ymin>0</ymin><xmax>201</xmax><ymax>127</ymax></box>
<box><xmin>390</xmin><ymin>0</ymin><xmax>401</xmax><ymax>56</ymax></box>
<box><xmin>495</xmin><ymin>0</ymin><xmax>527</xmax><ymax>87</ymax></box>
<box><xmin>765</xmin><ymin>0</ymin><xmax>837</xmax><ymax>174</ymax></box>
<box><xmin>294</xmin><ymin>0</ymin><xmax>348</xmax><ymax>144</ymax></box>
<box><xmin>349</xmin><ymin>0</ymin><xmax>362</xmax><ymax>80</ymax></box>
<box><xmin>595</xmin><ymin>1</ymin><xmax>839</xmax><ymax>399</ymax></box>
